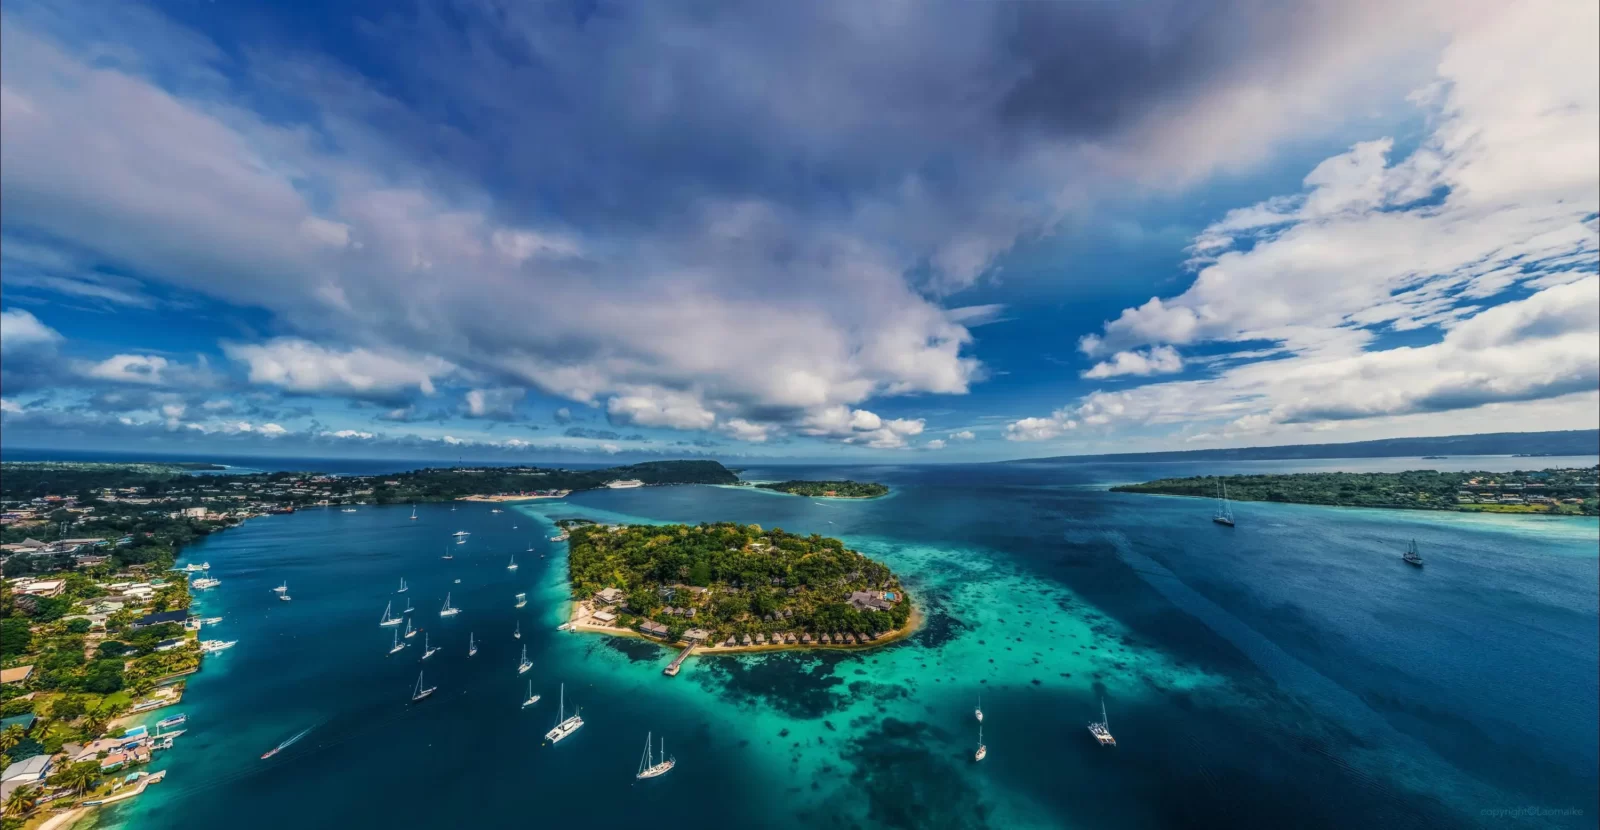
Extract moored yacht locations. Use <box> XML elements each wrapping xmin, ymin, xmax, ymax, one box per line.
<box><xmin>273</xmin><ymin>581</ymin><xmax>288</xmax><ymax>594</ymax></box>
<box><xmin>469</xmin><ymin>632</ymin><xmax>478</xmax><ymax>657</ymax></box>
<box><xmin>422</xmin><ymin>633</ymin><xmax>439</xmax><ymax>660</ymax></box>
<box><xmin>389</xmin><ymin>629</ymin><xmax>406</xmax><ymax>655</ymax></box>
<box><xmin>452</xmin><ymin>530</ymin><xmax>471</xmax><ymax>537</ymax></box>
<box><xmin>507</xmin><ymin>555</ymin><xmax>518</xmax><ymax>572</ymax></box>
<box><xmin>514</xmin><ymin>621</ymin><xmax>521</xmax><ymax>639</ymax></box>
<box><xmin>397</xmin><ymin>578</ymin><xmax>408</xmax><ymax>594</ymax></box>
<box><xmin>404</xmin><ymin>618</ymin><xmax>417</xmax><ymax>639</ymax></box>
<box><xmin>192</xmin><ymin>577</ymin><xmax>221</xmax><ymax>589</ymax></box>
<box><xmin>411</xmin><ymin>671</ymin><xmax>435</xmax><ymax>702</ymax></box>
<box><xmin>278</xmin><ymin>582</ymin><xmax>292</xmax><ymax>602</ymax></box>
<box><xmin>635</xmin><ymin>732</ymin><xmax>675</xmax><ymax>779</ymax></box>
<box><xmin>380</xmin><ymin>602</ymin><xmax>404</xmax><ymax>627</ymax></box>
<box><xmin>200</xmin><ymin>639</ymin><xmax>236</xmax><ymax>653</ymax></box>
<box><xmin>544</xmin><ymin>683</ymin><xmax>584</xmax><ymax>743</ymax></box>
<box><xmin>1212</xmin><ymin>481</ymin><xmax>1236</xmax><ymax>527</ymax></box>
<box><xmin>975</xmin><ymin>694</ymin><xmax>983</xmax><ymax>723</ymax></box>
<box><xmin>517</xmin><ymin>645</ymin><xmax>532</xmax><ymax>675</ymax></box>
<box><xmin>522</xmin><ymin>680</ymin><xmax>540</xmax><ymax>708</ymax></box>
<box><xmin>440</xmin><ymin>593</ymin><xmax>461</xmax><ymax>618</ymax></box>
<box><xmin>974</xmin><ymin>723</ymin><xmax>986</xmax><ymax>762</ymax></box>
<box><xmin>410</xmin><ymin>505</ymin><xmax>418</xmax><ymax>521</ymax></box>
<box><xmin>514</xmin><ymin>592</ymin><xmax>527</xmax><ymax>608</ymax></box>
<box><xmin>1403</xmin><ymin>538</ymin><xmax>1424</xmax><ymax>567</ymax></box>
<box><xmin>1088</xmin><ymin>698</ymin><xmax>1116</xmax><ymax>746</ymax></box>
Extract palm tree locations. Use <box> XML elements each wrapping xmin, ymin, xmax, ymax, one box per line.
<box><xmin>0</xmin><ymin>724</ymin><xmax>23</xmax><ymax>753</ymax></box>
<box><xmin>58</xmin><ymin>761</ymin><xmax>100</xmax><ymax>795</ymax></box>
<box><xmin>82</xmin><ymin>709</ymin><xmax>110</xmax><ymax>738</ymax></box>
<box><xmin>3</xmin><ymin>785</ymin><xmax>37</xmax><ymax>818</ymax></box>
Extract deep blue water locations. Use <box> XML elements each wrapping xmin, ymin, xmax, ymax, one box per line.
<box><xmin>94</xmin><ymin>458</ymin><xmax>1597</xmax><ymax>829</ymax></box>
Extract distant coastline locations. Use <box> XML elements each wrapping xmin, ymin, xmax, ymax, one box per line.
<box><xmin>1006</xmin><ymin>429</ymin><xmax>1599</xmax><ymax>465</ymax></box>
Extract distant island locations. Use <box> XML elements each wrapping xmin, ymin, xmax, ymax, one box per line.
<box><xmin>1009</xmin><ymin>429</ymin><xmax>1598</xmax><ymax>464</ymax></box>
<box><xmin>1112</xmin><ymin>466</ymin><xmax>1599</xmax><ymax>516</ymax></box>
<box><xmin>753</xmin><ymin>480</ymin><xmax>889</xmax><ymax>499</ymax></box>
<box><xmin>565</xmin><ymin>522</ymin><xmax>913</xmax><ymax>652</ymax></box>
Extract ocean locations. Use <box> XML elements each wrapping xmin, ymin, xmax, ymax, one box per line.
<box><xmin>89</xmin><ymin>457</ymin><xmax>1598</xmax><ymax>829</ymax></box>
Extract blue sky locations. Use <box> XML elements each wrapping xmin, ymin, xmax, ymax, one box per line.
<box><xmin>1</xmin><ymin>0</ymin><xmax>1596</xmax><ymax>463</ymax></box>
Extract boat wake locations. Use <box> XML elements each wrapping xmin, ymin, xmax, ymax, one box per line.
<box><xmin>261</xmin><ymin>726</ymin><xmax>313</xmax><ymax>760</ymax></box>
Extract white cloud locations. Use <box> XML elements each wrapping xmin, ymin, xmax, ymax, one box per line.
<box><xmin>1</xmin><ymin>308</ymin><xmax>63</xmax><ymax>351</ymax></box>
<box><xmin>76</xmin><ymin>354</ymin><xmax>172</xmax><ymax>385</ymax></box>
<box><xmin>925</xmin><ymin>439</ymin><xmax>946</xmax><ymax>450</ymax></box>
<box><xmin>463</xmin><ymin>386</ymin><xmax>526</xmax><ymax>420</ymax></box>
<box><xmin>948</xmin><ymin>430</ymin><xmax>976</xmax><ymax>441</ymax></box>
<box><xmin>605</xmin><ymin>387</ymin><xmax>717</xmax><ymax>431</ymax></box>
<box><xmin>1004</xmin><ymin>415</ymin><xmax>1076</xmax><ymax>442</ymax></box>
<box><xmin>1082</xmin><ymin>346</ymin><xmax>1185</xmax><ymax>379</ymax></box>
<box><xmin>223</xmin><ymin>338</ymin><xmax>455</xmax><ymax>398</ymax></box>
<box><xmin>321</xmin><ymin>429</ymin><xmax>375</xmax><ymax>440</ymax></box>
<box><xmin>0</xmin><ymin>398</ymin><xmax>23</xmax><ymax>414</ymax></box>
<box><xmin>719</xmin><ymin>418</ymin><xmax>774</xmax><ymax>443</ymax></box>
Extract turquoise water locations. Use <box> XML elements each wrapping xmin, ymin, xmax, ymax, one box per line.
<box><xmin>96</xmin><ymin>459</ymin><xmax>1597</xmax><ymax>829</ymax></box>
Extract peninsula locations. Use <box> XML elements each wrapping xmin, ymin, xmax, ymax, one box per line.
<box><xmin>565</xmin><ymin>522</ymin><xmax>913</xmax><ymax>652</ymax></box>
<box><xmin>1112</xmin><ymin>466</ymin><xmax>1599</xmax><ymax>516</ymax></box>
<box><xmin>753</xmin><ymin>480</ymin><xmax>889</xmax><ymax>499</ymax></box>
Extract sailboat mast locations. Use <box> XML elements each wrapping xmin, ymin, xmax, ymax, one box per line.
<box><xmin>1102</xmin><ymin>698</ymin><xmax>1109</xmax><ymax>729</ymax></box>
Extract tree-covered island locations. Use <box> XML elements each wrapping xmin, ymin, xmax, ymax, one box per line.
<box><xmin>566</xmin><ymin>522</ymin><xmax>913</xmax><ymax>650</ymax></box>
<box><xmin>1111</xmin><ymin>466</ymin><xmax>1599</xmax><ymax>516</ymax></box>
<box><xmin>753</xmin><ymin>480</ymin><xmax>889</xmax><ymax>498</ymax></box>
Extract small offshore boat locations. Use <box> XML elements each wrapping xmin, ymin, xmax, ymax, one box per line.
<box><xmin>403</xmin><ymin>598</ymin><xmax>414</xmax><ymax>615</ymax></box>
<box><xmin>522</xmin><ymin>680</ymin><xmax>540</xmax><ymax>708</ymax></box>
<box><xmin>452</xmin><ymin>530</ymin><xmax>471</xmax><ymax>537</ymax></box>
<box><xmin>411</xmin><ymin>671</ymin><xmax>435</xmax><ymax>703</ymax></box>
<box><xmin>273</xmin><ymin>581</ymin><xmax>288</xmax><ymax>594</ymax></box>
<box><xmin>636</xmin><ymin>732</ymin><xmax>675</xmax><ymax>779</ymax></box>
<box><xmin>514</xmin><ymin>621</ymin><xmax>522</xmax><ymax>639</ymax></box>
<box><xmin>261</xmin><ymin>727</ymin><xmax>310</xmax><ymax>760</ymax></box>
<box><xmin>517</xmin><ymin>645</ymin><xmax>533</xmax><ymax>675</ymax></box>
<box><xmin>1212</xmin><ymin>481</ymin><xmax>1236</xmax><ymax>527</ymax></box>
<box><xmin>404</xmin><ymin>618</ymin><xmax>417</xmax><ymax>639</ymax></box>
<box><xmin>440</xmin><ymin>593</ymin><xmax>461</xmax><ymax>618</ymax></box>
<box><xmin>544</xmin><ymin>683</ymin><xmax>584</xmax><ymax>744</ymax></box>
<box><xmin>278</xmin><ymin>582</ymin><xmax>292</xmax><ymax>602</ymax></box>
<box><xmin>422</xmin><ymin>633</ymin><xmax>439</xmax><ymax>660</ymax></box>
<box><xmin>514</xmin><ymin>592</ymin><xmax>527</xmax><ymax>609</ymax></box>
<box><xmin>380</xmin><ymin>601</ymin><xmax>404</xmax><ymax>627</ymax></box>
<box><xmin>199</xmin><ymin>639</ymin><xmax>237</xmax><ymax>653</ymax></box>
<box><xmin>397</xmin><ymin>578</ymin><xmax>408</xmax><ymax>594</ymax></box>
<box><xmin>156</xmin><ymin>713</ymin><xmax>187</xmax><ymax>729</ymax></box>
<box><xmin>491</xmin><ymin>508</ymin><xmax>504</xmax><ymax>514</ymax></box>
<box><xmin>975</xmin><ymin>695</ymin><xmax>983</xmax><ymax>723</ymax></box>
<box><xmin>507</xmin><ymin>556</ymin><xmax>518</xmax><ymax>572</ymax></box>
<box><xmin>410</xmin><ymin>505</ymin><xmax>418</xmax><ymax>521</ymax></box>
<box><xmin>1088</xmin><ymin>698</ymin><xmax>1116</xmax><ymax>747</ymax></box>
<box><xmin>1403</xmin><ymin>538</ymin><xmax>1424</xmax><ymax>567</ymax></box>
<box><xmin>974</xmin><ymin>723</ymin><xmax>986</xmax><ymax>762</ymax></box>
<box><xmin>389</xmin><ymin>629</ymin><xmax>407</xmax><ymax>655</ymax></box>
<box><xmin>469</xmin><ymin>633</ymin><xmax>478</xmax><ymax>657</ymax></box>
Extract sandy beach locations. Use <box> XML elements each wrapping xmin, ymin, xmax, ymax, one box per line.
<box><xmin>455</xmin><ymin>491</ymin><xmax>571</xmax><ymax>503</ymax></box>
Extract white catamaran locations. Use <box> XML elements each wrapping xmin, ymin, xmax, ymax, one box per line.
<box><xmin>635</xmin><ymin>732</ymin><xmax>675</xmax><ymax>779</ymax></box>
<box><xmin>514</xmin><ymin>592</ymin><xmax>527</xmax><ymax>608</ymax></box>
<box><xmin>440</xmin><ymin>593</ymin><xmax>460</xmax><ymax>618</ymax></box>
<box><xmin>380</xmin><ymin>602</ymin><xmax>404</xmax><ymax>627</ymax></box>
<box><xmin>1088</xmin><ymin>698</ymin><xmax>1116</xmax><ymax>747</ymax></box>
<box><xmin>544</xmin><ymin>683</ymin><xmax>583</xmax><ymax>744</ymax></box>
<box><xmin>517</xmin><ymin>645</ymin><xmax>532</xmax><ymax>675</ymax></box>
<box><xmin>522</xmin><ymin>680</ymin><xmax>540</xmax><ymax>708</ymax></box>
<box><xmin>411</xmin><ymin>671</ymin><xmax>435</xmax><ymax>702</ymax></box>
<box><xmin>469</xmin><ymin>633</ymin><xmax>478</xmax><ymax>657</ymax></box>
<box><xmin>1213</xmin><ymin>481</ymin><xmax>1236</xmax><ymax>527</ymax></box>
<box><xmin>389</xmin><ymin>628</ymin><xmax>406</xmax><ymax>655</ymax></box>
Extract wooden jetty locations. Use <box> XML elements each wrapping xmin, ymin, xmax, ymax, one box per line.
<box><xmin>663</xmin><ymin>643</ymin><xmax>696</xmax><ymax>676</ymax></box>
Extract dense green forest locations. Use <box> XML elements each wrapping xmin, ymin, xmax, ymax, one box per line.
<box><xmin>0</xmin><ymin>462</ymin><xmax>224</xmax><ymax>500</ymax></box>
<box><xmin>372</xmin><ymin>460</ymin><xmax>737</xmax><ymax>502</ymax></box>
<box><xmin>568</xmin><ymin>522</ymin><xmax>910</xmax><ymax>640</ymax></box>
<box><xmin>754</xmin><ymin>480</ymin><xmax>889</xmax><ymax>498</ymax></box>
<box><xmin>1112</xmin><ymin>467</ymin><xmax>1599</xmax><ymax>515</ymax></box>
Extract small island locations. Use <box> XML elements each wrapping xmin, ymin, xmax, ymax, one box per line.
<box><xmin>753</xmin><ymin>480</ymin><xmax>889</xmax><ymax>499</ymax></box>
<box><xmin>564</xmin><ymin>522</ymin><xmax>913</xmax><ymax>655</ymax></box>
<box><xmin>1111</xmin><ymin>466</ymin><xmax>1599</xmax><ymax>516</ymax></box>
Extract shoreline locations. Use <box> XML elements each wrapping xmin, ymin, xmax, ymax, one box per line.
<box><xmin>564</xmin><ymin>598</ymin><xmax>922</xmax><ymax>657</ymax></box>
<box><xmin>1115</xmin><ymin>490</ymin><xmax>1597</xmax><ymax>518</ymax></box>
<box><xmin>455</xmin><ymin>491</ymin><xmax>571</xmax><ymax>503</ymax></box>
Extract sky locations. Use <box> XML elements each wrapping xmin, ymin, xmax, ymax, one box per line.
<box><xmin>0</xmin><ymin>0</ymin><xmax>1596</xmax><ymax>464</ymax></box>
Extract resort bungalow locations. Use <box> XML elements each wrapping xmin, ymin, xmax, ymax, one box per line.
<box><xmin>684</xmin><ymin>628</ymin><xmax>711</xmax><ymax>644</ymax></box>
<box><xmin>740</xmin><ymin>634</ymin><xmax>753</xmax><ymax>646</ymax></box>
<box><xmin>131</xmin><ymin>609</ymin><xmax>191</xmax><ymax>629</ymax></box>
<box><xmin>592</xmin><ymin>610</ymin><xmax>618</xmax><ymax>624</ymax></box>
<box><xmin>785</xmin><ymin>633</ymin><xmax>798</xmax><ymax>644</ymax></box>
<box><xmin>595</xmin><ymin>587</ymin><xmax>626</xmax><ymax>605</ymax></box>
<box><xmin>639</xmin><ymin>621</ymin><xmax>670</xmax><ymax>638</ymax></box>
<box><xmin>723</xmin><ymin>636</ymin><xmax>738</xmax><ymax>647</ymax></box>
<box><xmin>801</xmin><ymin>633</ymin><xmax>813</xmax><ymax>644</ymax></box>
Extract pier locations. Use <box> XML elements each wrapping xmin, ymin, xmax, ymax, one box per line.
<box><xmin>663</xmin><ymin>643</ymin><xmax>696</xmax><ymax>676</ymax></box>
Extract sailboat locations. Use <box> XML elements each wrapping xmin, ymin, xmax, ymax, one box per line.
<box><xmin>517</xmin><ymin>645</ymin><xmax>532</xmax><ymax>675</ymax></box>
<box><xmin>397</xmin><ymin>578</ymin><xmax>408</xmax><ymax>594</ymax></box>
<box><xmin>422</xmin><ymin>633</ymin><xmax>439</xmax><ymax>660</ymax></box>
<box><xmin>975</xmin><ymin>695</ymin><xmax>983</xmax><ymax>723</ymax></box>
<box><xmin>456</xmin><ymin>536</ymin><xmax>467</xmax><ymax>545</ymax></box>
<box><xmin>1088</xmin><ymin>698</ymin><xmax>1116</xmax><ymax>746</ymax></box>
<box><xmin>522</xmin><ymin>680</ymin><xmax>540</xmax><ymax>708</ymax></box>
<box><xmin>403</xmin><ymin>598</ymin><xmax>414</xmax><ymax>615</ymax></box>
<box><xmin>514</xmin><ymin>592</ymin><xmax>527</xmax><ymax>609</ymax></box>
<box><xmin>440</xmin><ymin>593</ymin><xmax>461</xmax><ymax>618</ymax></box>
<box><xmin>273</xmin><ymin>581</ymin><xmax>288</xmax><ymax>594</ymax></box>
<box><xmin>1212</xmin><ymin>481</ymin><xmax>1236</xmax><ymax>527</ymax></box>
<box><xmin>452</xmin><ymin>530</ymin><xmax>471</xmax><ymax>537</ymax></box>
<box><xmin>507</xmin><ymin>555</ymin><xmax>518</xmax><ymax>572</ymax></box>
<box><xmin>410</xmin><ymin>505</ymin><xmax>418</xmax><ymax>521</ymax></box>
<box><xmin>442</xmin><ymin>546</ymin><xmax>454</xmax><ymax>560</ymax></box>
<box><xmin>278</xmin><ymin>582</ymin><xmax>292</xmax><ymax>602</ymax></box>
<box><xmin>514</xmin><ymin>621</ymin><xmax>521</xmax><ymax>639</ymax></box>
<box><xmin>380</xmin><ymin>601</ymin><xmax>404</xmax><ymax>627</ymax></box>
<box><xmin>1403</xmin><ymin>538</ymin><xmax>1424</xmax><ymax>567</ymax></box>
<box><xmin>404</xmin><ymin>618</ymin><xmax>417</xmax><ymax>639</ymax></box>
<box><xmin>411</xmin><ymin>671</ymin><xmax>435</xmax><ymax>702</ymax></box>
<box><xmin>469</xmin><ymin>633</ymin><xmax>478</xmax><ymax>657</ymax></box>
<box><xmin>544</xmin><ymin>683</ymin><xmax>584</xmax><ymax>743</ymax></box>
<box><xmin>389</xmin><ymin>628</ymin><xmax>406</xmax><ymax>655</ymax></box>
<box><xmin>974</xmin><ymin>723</ymin><xmax>986</xmax><ymax>761</ymax></box>
<box><xmin>635</xmin><ymin>732</ymin><xmax>675</xmax><ymax>779</ymax></box>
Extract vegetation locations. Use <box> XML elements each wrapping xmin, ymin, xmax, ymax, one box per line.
<box><xmin>371</xmin><ymin>460</ymin><xmax>737</xmax><ymax>503</ymax></box>
<box><xmin>754</xmin><ymin>480</ymin><xmax>889</xmax><ymax>498</ymax></box>
<box><xmin>568</xmin><ymin>522</ymin><xmax>911</xmax><ymax>642</ymax></box>
<box><xmin>1112</xmin><ymin>466</ymin><xmax>1599</xmax><ymax>516</ymax></box>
